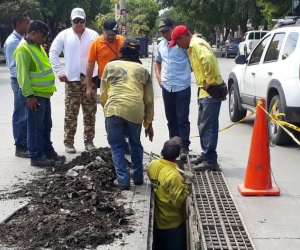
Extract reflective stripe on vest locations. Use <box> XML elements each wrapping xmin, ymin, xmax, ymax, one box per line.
<box><xmin>31</xmin><ymin>80</ymin><xmax>55</xmax><ymax>86</ymax></box>
<box><xmin>22</xmin><ymin>43</ymin><xmax>54</xmax><ymax>80</ymax></box>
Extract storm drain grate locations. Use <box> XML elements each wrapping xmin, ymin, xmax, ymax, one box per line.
<box><xmin>192</xmin><ymin>170</ymin><xmax>255</xmax><ymax>250</ymax></box>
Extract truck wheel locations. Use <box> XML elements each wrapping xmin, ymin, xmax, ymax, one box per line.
<box><xmin>268</xmin><ymin>95</ymin><xmax>293</xmax><ymax>145</ymax></box>
<box><xmin>229</xmin><ymin>84</ymin><xmax>247</xmax><ymax>122</ymax></box>
<box><xmin>244</xmin><ymin>48</ymin><xmax>248</xmax><ymax>57</ymax></box>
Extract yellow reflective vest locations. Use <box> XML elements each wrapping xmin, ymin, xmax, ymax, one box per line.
<box><xmin>14</xmin><ymin>38</ymin><xmax>55</xmax><ymax>97</ymax></box>
<box><xmin>147</xmin><ymin>158</ymin><xmax>189</xmax><ymax>229</ymax></box>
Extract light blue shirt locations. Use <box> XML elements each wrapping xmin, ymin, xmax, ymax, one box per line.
<box><xmin>155</xmin><ymin>39</ymin><xmax>191</xmax><ymax>92</ymax></box>
<box><xmin>3</xmin><ymin>31</ymin><xmax>23</xmax><ymax>78</ymax></box>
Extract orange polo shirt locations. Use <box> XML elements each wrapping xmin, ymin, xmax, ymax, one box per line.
<box><xmin>87</xmin><ymin>35</ymin><xmax>125</xmax><ymax>78</ymax></box>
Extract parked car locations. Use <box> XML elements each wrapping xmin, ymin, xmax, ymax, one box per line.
<box><xmin>221</xmin><ymin>38</ymin><xmax>243</xmax><ymax>58</ymax></box>
<box><xmin>228</xmin><ymin>25</ymin><xmax>300</xmax><ymax>145</ymax></box>
<box><xmin>238</xmin><ymin>30</ymin><xmax>268</xmax><ymax>57</ymax></box>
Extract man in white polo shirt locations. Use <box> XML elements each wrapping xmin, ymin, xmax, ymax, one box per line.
<box><xmin>49</xmin><ymin>7</ymin><xmax>99</xmax><ymax>154</ymax></box>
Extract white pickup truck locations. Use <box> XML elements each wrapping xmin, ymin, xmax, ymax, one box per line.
<box><xmin>238</xmin><ymin>30</ymin><xmax>268</xmax><ymax>57</ymax></box>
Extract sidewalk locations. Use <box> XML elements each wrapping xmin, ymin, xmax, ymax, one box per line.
<box><xmin>0</xmin><ymin>46</ymin><xmax>156</xmax><ymax>250</ymax></box>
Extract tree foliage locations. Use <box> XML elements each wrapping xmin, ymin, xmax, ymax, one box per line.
<box><xmin>0</xmin><ymin>0</ymin><xmax>42</xmax><ymax>24</ymax></box>
<box><xmin>157</xmin><ymin>0</ymin><xmax>296</xmax><ymax>40</ymax></box>
<box><xmin>1</xmin><ymin>0</ymin><xmax>298</xmax><ymax>42</ymax></box>
<box><xmin>94</xmin><ymin>0</ymin><xmax>159</xmax><ymax>37</ymax></box>
<box><xmin>0</xmin><ymin>0</ymin><xmax>103</xmax><ymax>40</ymax></box>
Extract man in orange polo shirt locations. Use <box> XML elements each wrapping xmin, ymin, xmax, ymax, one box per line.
<box><xmin>86</xmin><ymin>19</ymin><xmax>127</xmax><ymax>150</ymax></box>
<box><xmin>86</xmin><ymin>19</ymin><xmax>125</xmax><ymax>95</ymax></box>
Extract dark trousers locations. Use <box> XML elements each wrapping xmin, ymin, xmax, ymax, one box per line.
<box><xmin>23</xmin><ymin>96</ymin><xmax>56</xmax><ymax>160</ymax></box>
<box><xmin>162</xmin><ymin>86</ymin><xmax>191</xmax><ymax>149</ymax></box>
<box><xmin>11</xmin><ymin>80</ymin><xmax>27</xmax><ymax>146</ymax></box>
<box><xmin>153</xmin><ymin>222</ymin><xmax>187</xmax><ymax>250</ymax></box>
<box><xmin>197</xmin><ymin>100</ymin><xmax>222</xmax><ymax>163</ymax></box>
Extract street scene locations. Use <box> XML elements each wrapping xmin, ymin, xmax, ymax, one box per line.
<box><xmin>1</xmin><ymin>43</ymin><xmax>300</xmax><ymax>249</ymax></box>
<box><xmin>1</xmin><ymin>0</ymin><xmax>300</xmax><ymax>249</ymax></box>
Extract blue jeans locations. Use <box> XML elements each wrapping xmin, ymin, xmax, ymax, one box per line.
<box><xmin>153</xmin><ymin>222</ymin><xmax>187</xmax><ymax>250</ymax></box>
<box><xmin>162</xmin><ymin>86</ymin><xmax>191</xmax><ymax>149</ymax></box>
<box><xmin>105</xmin><ymin>116</ymin><xmax>143</xmax><ymax>187</ymax></box>
<box><xmin>11</xmin><ymin>79</ymin><xmax>27</xmax><ymax>145</ymax></box>
<box><xmin>23</xmin><ymin>96</ymin><xmax>56</xmax><ymax>160</ymax></box>
<box><xmin>197</xmin><ymin>100</ymin><xmax>222</xmax><ymax>163</ymax></box>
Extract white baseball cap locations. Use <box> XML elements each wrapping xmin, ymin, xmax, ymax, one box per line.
<box><xmin>71</xmin><ymin>8</ymin><xmax>86</xmax><ymax>20</ymax></box>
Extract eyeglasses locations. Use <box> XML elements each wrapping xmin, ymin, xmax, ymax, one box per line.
<box><xmin>73</xmin><ymin>19</ymin><xmax>85</xmax><ymax>24</ymax></box>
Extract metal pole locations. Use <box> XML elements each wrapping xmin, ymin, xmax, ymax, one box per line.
<box><xmin>119</xmin><ymin>0</ymin><xmax>126</xmax><ymax>36</ymax></box>
<box><xmin>120</xmin><ymin>0</ymin><xmax>126</xmax><ymax>10</ymax></box>
<box><xmin>115</xmin><ymin>3</ymin><xmax>118</xmax><ymax>21</ymax></box>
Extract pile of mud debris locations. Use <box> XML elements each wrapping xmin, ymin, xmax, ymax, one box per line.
<box><xmin>0</xmin><ymin>148</ymin><xmax>135</xmax><ymax>250</ymax></box>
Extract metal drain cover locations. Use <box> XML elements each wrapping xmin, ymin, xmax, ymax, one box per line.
<box><xmin>191</xmin><ymin>166</ymin><xmax>255</xmax><ymax>250</ymax></box>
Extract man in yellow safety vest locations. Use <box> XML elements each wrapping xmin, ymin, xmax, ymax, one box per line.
<box><xmin>14</xmin><ymin>20</ymin><xmax>66</xmax><ymax>167</ymax></box>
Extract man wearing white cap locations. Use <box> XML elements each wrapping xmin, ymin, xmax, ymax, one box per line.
<box><xmin>49</xmin><ymin>8</ymin><xmax>99</xmax><ymax>154</ymax></box>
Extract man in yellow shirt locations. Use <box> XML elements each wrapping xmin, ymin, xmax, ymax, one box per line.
<box><xmin>169</xmin><ymin>25</ymin><xmax>226</xmax><ymax>171</ymax></box>
<box><xmin>100</xmin><ymin>39</ymin><xmax>154</xmax><ymax>190</ymax></box>
<box><xmin>147</xmin><ymin>136</ymin><xmax>194</xmax><ymax>250</ymax></box>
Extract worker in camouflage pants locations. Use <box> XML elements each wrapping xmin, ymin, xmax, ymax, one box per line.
<box><xmin>49</xmin><ymin>8</ymin><xmax>99</xmax><ymax>153</ymax></box>
<box><xmin>64</xmin><ymin>75</ymin><xmax>97</xmax><ymax>150</ymax></box>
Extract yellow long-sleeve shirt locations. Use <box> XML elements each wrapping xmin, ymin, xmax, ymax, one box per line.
<box><xmin>100</xmin><ymin>60</ymin><xmax>154</xmax><ymax>129</ymax></box>
<box><xmin>147</xmin><ymin>158</ymin><xmax>190</xmax><ymax>229</ymax></box>
<box><xmin>188</xmin><ymin>36</ymin><xmax>223</xmax><ymax>99</ymax></box>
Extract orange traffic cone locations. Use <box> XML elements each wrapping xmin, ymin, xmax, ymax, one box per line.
<box><xmin>238</xmin><ymin>98</ymin><xmax>280</xmax><ymax>196</ymax></box>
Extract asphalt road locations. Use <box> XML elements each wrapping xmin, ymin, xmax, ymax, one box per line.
<box><xmin>215</xmin><ymin>56</ymin><xmax>300</xmax><ymax>250</ymax></box>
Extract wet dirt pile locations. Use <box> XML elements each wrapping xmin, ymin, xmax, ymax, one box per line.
<box><xmin>0</xmin><ymin>148</ymin><xmax>134</xmax><ymax>250</ymax></box>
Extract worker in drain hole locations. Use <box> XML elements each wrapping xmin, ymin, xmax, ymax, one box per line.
<box><xmin>147</xmin><ymin>136</ymin><xmax>194</xmax><ymax>250</ymax></box>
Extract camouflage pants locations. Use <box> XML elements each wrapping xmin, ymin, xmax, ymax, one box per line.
<box><xmin>64</xmin><ymin>77</ymin><xmax>97</xmax><ymax>145</ymax></box>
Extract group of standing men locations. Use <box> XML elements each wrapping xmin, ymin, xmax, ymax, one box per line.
<box><xmin>4</xmin><ymin>9</ymin><xmax>226</xmax><ymax>250</ymax></box>
<box><xmin>4</xmin><ymin>8</ymin><xmax>154</xmax><ymax>170</ymax></box>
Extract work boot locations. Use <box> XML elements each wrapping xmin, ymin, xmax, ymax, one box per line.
<box><xmin>31</xmin><ymin>158</ymin><xmax>55</xmax><ymax>167</ymax></box>
<box><xmin>193</xmin><ymin>161</ymin><xmax>219</xmax><ymax>171</ymax></box>
<box><xmin>113</xmin><ymin>179</ymin><xmax>130</xmax><ymax>190</ymax></box>
<box><xmin>85</xmin><ymin>143</ymin><xmax>97</xmax><ymax>152</ymax></box>
<box><xmin>65</xmin><ymin>144</ymin><xmax>76</xmax><ymax>154</ymax></box>
<box><xmin>45</xmin><ymin>153</ymin><xmax>66</xmax><ymax>164</ymax></box>
<box><xmin>15</xmin><ymin>144</ymin><xmax>29</xmax><ymax>158</ymax></box>
<box><xmin>179</xmin><ymin>148</ymin><xmax>189</xmax><ymax>161</ymax></box>
<box><xmin>190</xmin><ymin>155</ymin><xmax>204</xmax><ymax>165</ymax></box>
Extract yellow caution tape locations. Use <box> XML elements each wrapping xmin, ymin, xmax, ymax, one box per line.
<box><xmin>258</xmin><ymin>103</ymin><xmax>300</xmax><ymax>145</ymax></box>
<box><xmin>218</xmin><ymin>111</ymin><xmax>256</xmax><ymax>132</ymax></box>
<box><xmin>190</xmin><ymin>110</ymin><xmax>256</xmax><ymax>138</ymax></box>
<box><xmin>190</xmin><ymin>100</ymin><xmax>300</xmax><ymax>145</ymax></box>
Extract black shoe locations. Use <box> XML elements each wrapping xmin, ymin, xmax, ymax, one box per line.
<box><xmin>15</xmin><ymin>144</ymin><xmax>29</xmax><ymax>158</ymax></box>
<box><xmin>113</xmin><ymin>179</ymin><xmax>130</xmax><ymax>190</ymax></box>
<box><xmin>31</xmin><ymin>158</ymin><xmax>56</xmax><ymax>167</ymax></box>
<box><xmin>193</xmin><ymin>161</ymin><xmax>219</xmax><ymax>171</ymax></box>
<box><xmin>179</xmin><ymin>148</ymin><xmax>189</xmax><ymax>161</ymax></box>
<box><xmin>134</xmin><ymin>180</ymin><xmax>144</xmax><ymax>185</ymax></box>
<box><xmin>190</xmin><ymin>155</ymin><xmax>204</xmax><ymax>165</ymax></box>
<box><xmin>45</xmin><ymin>153</ymin><xmax>66</xmax><ymax>163</ymax></box>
